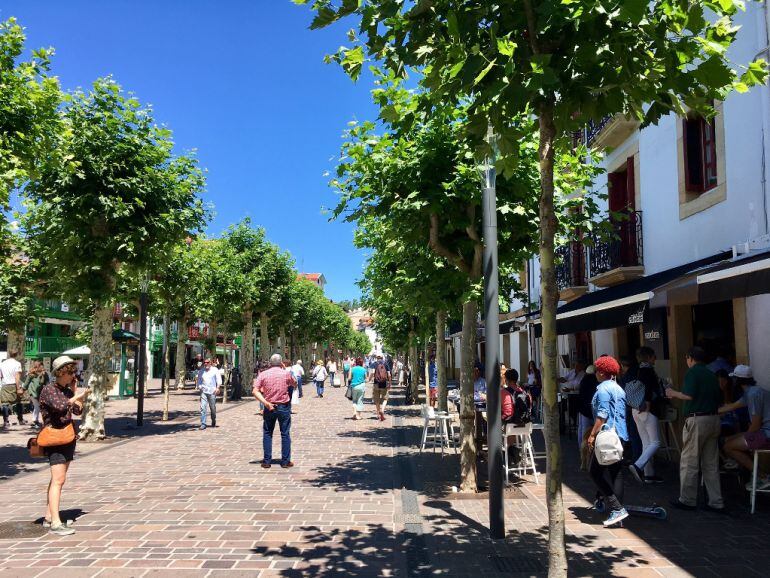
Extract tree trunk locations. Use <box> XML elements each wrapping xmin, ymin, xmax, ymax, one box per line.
<box><xmin>539</xmin><ymin>108</ymin><xmax>567</xmax><ymax>576</ymax></box>
<box><xmin>436</xmin><ymin>309</ymin><xmax>448</xmax><ymax>412</ymax></box>
<box><xmin>175</xmin><ymin>313</ymin><xmax>188</xmax><ymax>389</ymax></box>
<box><xmin>279</xmin><ymin>326</ymin><xmax>287</xmax><ymax>359</ymax></box>
<box><xmin>242</xmin><ymin>307</ymin><xmax>255</xmax><ymax>386</ymax></box>
<box><xmin>407</xmin><ymin>321</ymin><xmax>418</xmax><ymax>405</ymax></box>
<box><xmin>162</xmin><ymin>311</ymin><xmax>171</xmax><ymax>421</ymax></box>
<box><xmin>260</xmin><ymin>312</ymin><xmax>269</xmax><ymax>363</ymax></box>
<box><xmin>79</xmin><ymin>303</ymin><xmax>113</xmax><ymax>440</ymax></box>
<box><xmin>6</xmin><ymin>327</ymin><xmax>26</xmax><ymax>360</ymax></box>
<box><xmin>459</xmin><ymin>299</ymin><xmax>478</xmax><ymax>492</ymax></box>
<box><xmin>424</xmin><ymin>338</ymin><xmax>430</xmax><ymax>403</ymax></box>
<box><xmin>221</xmin><ymin>321</ymin><xmax>228</xmax><ymax>405</ymax></box>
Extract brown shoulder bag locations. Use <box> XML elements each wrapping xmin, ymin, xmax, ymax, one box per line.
<box><xmin>36</xmin><ymin>422</ymin><xmax>76</xmax><ymax>447</ymax></box>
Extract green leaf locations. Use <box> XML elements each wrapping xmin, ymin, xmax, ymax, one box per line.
<box><xmin>474</xmin><ymin>59</ymin><xmax>496</xmax><ymax>85</ymax></box>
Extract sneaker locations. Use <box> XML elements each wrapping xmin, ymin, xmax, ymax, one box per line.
<box><xmin>644</xmin><ymin>475</ymin><xmax>664</xmax><ymax>484</ymax></box>
<box><xmin>603</xmin><ymin>508</ymin><xmax>629</xmax><ymax>527</ymax></box>
<box><xmin>746</xmin><ymin>476</ymin><xmax>770</xmax><ymax>491</ymax></box>
<box><xmin>723</xmin><ymin>459</ymin><xmax>739</xmax><ymax>470</ymax></box>
<box><xmin>49</xmin><ymin>523</ymin><xmax>75</xmax><ymax>536</ymax></box>
<box><xmin>628</xmin><ymin>464</ymin><xmax>644</xmax><ymax>484</ymax></box>
<box><xmin>199</xmin><ymin>424</ymin><xmax>206</xmax><ymax>430</ymax></box>
<box><xmin>42</xmin><ymin>519</ymin><xmax>73</xmax><ymax>529</ymax></box>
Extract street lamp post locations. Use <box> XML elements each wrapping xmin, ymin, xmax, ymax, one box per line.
<box><xmin>137</xmin><ymin>276</ymin><xmax>150</xmax><ymax>427</ymax></box>
<box><xmin>482</xmin><ymin>128</ymin><xmax>504</xmax><ymax>540</ymax></box>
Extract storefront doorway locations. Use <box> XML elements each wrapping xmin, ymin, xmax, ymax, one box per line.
<box><xmin>692</xmin><ymin>300</ymin><xmax>735</xmax><ymax>365</ymax></box>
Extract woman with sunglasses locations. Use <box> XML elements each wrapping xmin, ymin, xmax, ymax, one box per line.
<box><xmin>38</xmin><ymin>356</ymin><xmax>90</xmax><ymax>535</ymax></box>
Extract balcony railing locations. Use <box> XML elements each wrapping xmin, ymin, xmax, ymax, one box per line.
<box><xmin>589</xmin><ymin>211</ymin><xmax>644</xmax><ymax>277</ymax></box>
<box><xmin>25</xmin><ymin>336</ymin><xmax>85</xmax><ymax>357</ymax></box>
<box><xmin>556</xmin><ymin>243</ymin><xmax>587</xmax><ymax>290</ymax></box>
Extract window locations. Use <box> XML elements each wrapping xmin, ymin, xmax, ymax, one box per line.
<box><xmin>683</xmin><ymin>115</ymin><xmax>718</xmax><ymax>194</ymax></box>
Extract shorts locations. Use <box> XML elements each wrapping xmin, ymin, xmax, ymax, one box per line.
<box><xmin>45</xmin><ymin>441</ymin><xmax>76</xmax><ymax>465</ymax></box>
<box><xmin>429</xmin><ymin>386</ymin><xmax>438</xmax><ymax>401</ymax></box>
<box><xmin>745</xmin><ymin>431</ymin><xmax>770</xmax><ymax>451</ymax></box>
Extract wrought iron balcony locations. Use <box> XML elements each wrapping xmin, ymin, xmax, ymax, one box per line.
<box><xmin>589</xmin><ymin>211</ymin><xmax>644</xmax><ymax>284</ymax></box>
<box><xmin>556</xmin><ymin>243</ymin><xmax>587</xmax><ymax>291</ymax></box>
<box><xmin>574</xmin><ymin>114</ymin><xmax>640</xmax><ymax>149</ymax></box>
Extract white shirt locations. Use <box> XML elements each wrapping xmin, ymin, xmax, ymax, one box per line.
<box><xmin>327</xmin><ymin>361</ymin><xmax>337</xmax><ymax>373</ymax></box>
<box><xmin>562</xmin><ymin>369</ymin><xmax>584</xmax><ymax>392</ymax></box>
<box><xmin>474</xmin><ymin>377</ymin><xmax>487</xmax><ymax>402</ymax></box>
<box><xmin>198</xmin><ymin>366</ymin><xmax>219</xmax><ymax>394</ymax></box>
<box><xmin>0</xmin><ymin>358</ymin><xmax>22</xmax><ymax>386</ymax></box>
<box><xmin>291</xmin><ymin>364</ymin><xmax>305</xmax><ymax>379</ymax></box>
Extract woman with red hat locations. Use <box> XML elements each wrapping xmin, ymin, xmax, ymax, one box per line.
<box><xmin>587</xmin><ymin>355</ymin><xmax>629</xmax><ymax>527</ymax></box>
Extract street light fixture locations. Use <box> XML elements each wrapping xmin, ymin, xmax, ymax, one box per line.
<box><xmin>481</xmin><ymin>126</ymin><xmax>504</xmax><ymax>540</ymax></box>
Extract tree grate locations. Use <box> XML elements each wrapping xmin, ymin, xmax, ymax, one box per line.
<box><xmin>489</xmin><ymin>555</ymin><xmax>545</xmax><ymax>573</ymax></box>
<box><xmin>0</xmin><ymin>521</ymin><xmax>47</xmax><ymax>540</ymax></box>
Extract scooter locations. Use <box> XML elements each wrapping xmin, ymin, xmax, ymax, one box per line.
<box><xmin>594</xmin><ymin>494</ymin><xmax>668</xmax><ymax>522</ymax></box>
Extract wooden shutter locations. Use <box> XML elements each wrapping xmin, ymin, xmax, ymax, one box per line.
<box><xmin>625</xmin><ymin>155</ymin><xmax>636</xmax><ymax>211</ymax></box>
<box><xmin>608</xmin><ymin>171</ymin><xmax>627</xmax><ymax>214</ymax></box>
<box><xmin>702</xmin><ymin>118</ymin><xmax>718</xmax><ymax>190</ymax></box>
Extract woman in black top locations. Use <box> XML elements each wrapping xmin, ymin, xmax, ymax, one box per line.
<box><xmin>627</xmin><ymin>347</ymin><xmax>664</xmax><ymax>484</ymax></box>
<box><xmin>38</xmin><ymin>356</ymin><xmax>89</xmax><ymax>535</ymax></box>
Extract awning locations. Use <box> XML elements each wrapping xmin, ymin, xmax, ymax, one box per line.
<box><xmin>697</xmin><ymin>251</ymin><xmax>770</xmax><ymax>304</ymax></box>
<box><xmin>533</xmin><ymin>251</ymin><xmax>730</xmax><ymax>337</ymax></box>
<box><xmin>112</xmin><ymin>329</ymin><xmax>140</xmax><ymax>343</ymax></box>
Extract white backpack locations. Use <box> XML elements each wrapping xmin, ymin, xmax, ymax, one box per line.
<box><xmin>594</xmin><ymin>427</ymin><xmax>623</xmax><ymax>465</ymax></box>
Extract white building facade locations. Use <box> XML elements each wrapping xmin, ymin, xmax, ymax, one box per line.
<box><xmin>497</xmin><ymin>4</ymin><xmax>770</xmax><ymax>387</ymax></box>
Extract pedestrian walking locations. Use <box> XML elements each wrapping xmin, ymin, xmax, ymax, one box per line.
<box><xmin>253</xmin><ymin>353</ymin><xmax>296</xmax><ymax>468</ymax></box>
<box><xmin>22</xmin><ymin>360</ymin><xmax>48</xmax><ymax>429</ymax></box>
<box><xmin>627</xmin><ymin>347</ymin><xmax>664</xmax><ymax>484</ymax></box>
<box><xmin>38</xmin><ymin>356</ymin><xmax>90</xmax><ymax>536</ymax></box>
<box><xmin>666</xmin><ymin>346</ymin><xmax>724</xmax><ymax>511</ymax></box>
<box><xmin>372</xmin><ymin>356</ymin><xmax>391</xmax><ymax>421</ymax></box>
<box><xmin>327</xmin><ymin>358</ymin><xmax>338</xmax><ymax>388</ymax></box>
<box><xmin>1</xmin><ymin>349</ymin><xmax>24</xmax><ymax>428</ymax></box>
<box><xmin>428</xmin><ymin>355</ymin><xmax>438</xmax><ymax>408</ymax></box>
<box><xmin>311</xmin><ymin>360</ymin><xmax>328</xmax><ymax>398</ymax></box>
<box><xmin>587</xmin><ymin>355</ymin><xmax>629</xmax><ymax>527</ymax></box>
<box><xmin>349</xmin><ymin>357</ymin><xmax>367</xmax><ymax>420</ymax></box>
<box><xmin>290</xmin><ymin>359</ymin><xmax>305</xmax><ymax>398</ymax></box>
<box><xmin>343</xmin><ymin>357</ymin><xmax>351</xmax><ymax>387</ymax></box>
<box><xmin>197</xmin><ymin>358</ymin><xmax>219</xmax><ymax>430</ymax></box>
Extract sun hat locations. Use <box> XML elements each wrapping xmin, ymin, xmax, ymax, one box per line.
<box><xmin>730</xmin><ymin>365</ymin><xmax>753</xmax><ymax>379</ymax></box>
<box><xmin>52</xmin><ymin>355</ymin><xmax>77</xmax><ymax>373</ymax></box>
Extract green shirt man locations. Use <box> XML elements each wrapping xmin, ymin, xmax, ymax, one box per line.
<box><xmin>681</xmin><ymin>362</ymin><xmax>722</xmax><ymax>416</ymax></box>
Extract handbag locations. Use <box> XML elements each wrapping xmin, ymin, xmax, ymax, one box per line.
<box><xmin>624</xmin><ymin>379</ymin><xmax>646</xmax><ymax>410</ymax></box>
<box><xmin>37</xmin><ymin>422</ymin><xmax>76</xmax><ymax>447</ymax></box>
<box><xmin>291</xmin><ymin>387</ymin><xmax>300</xmax><ymax>405</ymax></box>
<box><xmin>345</xmin><ymin>385</ymin><xmax>353</xmax><ymax>400</ymax></box>
<box><xmin>27</xmin><ymin>437</ymin><xmax>45</xmax><ymax>458</ymax></box>
<box><xmin>594</xmin><ymin>427</ymin><xmax>623</xmax><ymax>465</ymax></box>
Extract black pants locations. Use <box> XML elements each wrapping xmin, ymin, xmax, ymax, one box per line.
<box><xmin>589</xmin><ymin>441</ymin><xmax>627</xmax><ymax>510</ymax></box>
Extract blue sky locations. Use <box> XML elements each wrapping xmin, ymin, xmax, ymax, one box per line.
<box><xmin>3</xmin><ymin>0</ymin><xmax>374</xmax><ymax>301</ymax></box>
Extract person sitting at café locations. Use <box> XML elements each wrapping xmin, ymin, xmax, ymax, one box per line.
<box><xmin>559</xmin><ymin>360</ymin><xmax>586</xmax><ymax>393</ymax></box>
<box><xmin>502</xmin><ymin>369</ymin><xmax>532</xmax><ymax>425</ymax></box>
<box><xmin>719</xmin><ymin>365</ymin><xmax>770</xmax><ymax>490</ymax></box>
<box><xmin>473</xmin><ymin>364</ymin><xmax>487</xmax><ymax>403</ymax></box>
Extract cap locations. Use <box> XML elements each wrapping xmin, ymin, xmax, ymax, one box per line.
<box><xmin>585</xmin><ymin>365</ymin><xmax>596</xmax><ymax>375</ymax></box>
<box><xmin>52</xmin><ymin>355</ymin><xmax>76</xmax><ymax>373</ymax></box>
<box><xmin>729</xmin><ymin>364</ymin><xmax>753</xmax><ymax>379</ymax></box>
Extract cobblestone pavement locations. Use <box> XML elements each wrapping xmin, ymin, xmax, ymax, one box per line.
<box><xmin>1</xmin><ymin>381</ymin><xmax>769</xmax><ymax>577</ymax></box>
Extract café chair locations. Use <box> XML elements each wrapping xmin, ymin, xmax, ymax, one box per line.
<box><xmin>503</xmin><ymin>422</ymin><xmax>540</xmax><ymax>485</ymax></box>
